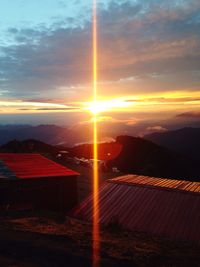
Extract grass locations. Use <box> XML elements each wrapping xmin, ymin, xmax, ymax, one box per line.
<box><xmin>0</xmin><ymin>213</ymin><xmax>200</xmax><ymax>267</ymax></box>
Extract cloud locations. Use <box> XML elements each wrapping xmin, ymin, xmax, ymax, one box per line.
<box><xmin>146</xmin><ymin>126</ymin><xmax>168</xmax><ymax>132</ymax></box>
<box><xmin>176</xmin><ymin>111</ymin><xmax>200</xmax><ymax>119</ymax></box>
<box><xmin>79</xmin><ymin>115</ymin><xmax>139</xmax><ymax>126</ymax></box>
<box><xmin>18</xmin><ymin>107</ymin><xmax>79</xmax><ymax>111</ymax></box>
<box><xmin>140</xmin><ymin>125</ymin><xmax>168</xmax><ymax>136</ymax></box>
<box><xmin>125</xmin><ymin>95</ymin><xmax>200</xmax><ymax>104</ymax></box>
<box><xmin>36</xmin><ymin>107</ymin><xmax>78</xmax><ymax>111</ymax></box>
<box><xmin>0</xmin><ymin>100</ymin><xmax>79</xmax><ymax>113</ymax></box>
<box><xmin>0</xmin><ymin>0</ymin><xmax>200</xmax><ymax>102</ymax></box>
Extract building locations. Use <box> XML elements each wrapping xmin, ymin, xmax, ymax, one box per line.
<box><xmin>73</xmin><ymin>174</ymin><xmax>200</xmax><ymax>242</ymax></box>
<box><xmin>0</xmin><ymin>153</ymin><xmax>79</xmax><ymax>212</ymax></box>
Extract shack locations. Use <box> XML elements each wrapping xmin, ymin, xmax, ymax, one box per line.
<box><xmin>0</xmin><ymin>153</ymin><xmax>79</xmax><ymax>212</ymax></box>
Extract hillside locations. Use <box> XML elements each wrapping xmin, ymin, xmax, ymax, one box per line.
<box><xmin>145</xmin><ymin>127</ymin><xmax>200</xmax><ymax>160</ymax></box>
<box><xmin>69</xmin><ymin>135</ymin><xmax>200</xmax><ymax>181</ymax></box>
<box><xmin>106</xmin><ymin>136</ymin><xmax>200</xmax><ymax>180</ymax></box>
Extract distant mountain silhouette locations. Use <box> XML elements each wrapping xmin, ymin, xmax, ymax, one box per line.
<box><xmin>145</xmin><ymin>127</ymin><xmax>200</xmax><ymax>160</ymax></box>
<box><xmin>0</xmin><ymin>125</ymin><xmax>65</xmax><ymax>145</ymax></box>
<box><xmin>0</xmin><ymin>139</ymin><xmax>59</xmax><ymax>154</ymax></box>
<box><xmin>0</xmin><ymin>124</ymin><xmax>92</xmax><ymax>146</ymax></box>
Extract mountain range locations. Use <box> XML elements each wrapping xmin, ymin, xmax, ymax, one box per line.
<box><xmin>145</xmin><ymin>127</ymin><xmax>200</xmax><ymax>160</ymax></box>
<box><xmin>0</xmin><ymin>125</ymin><xmax>200</xmax><ymax>181</ymax></box>
<box><xmin>0</xmin><ymin>124</ymin><xmax>92</xmax><ymax>147</ymax></box>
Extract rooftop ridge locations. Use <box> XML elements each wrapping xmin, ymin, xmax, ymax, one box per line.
<box><xmin>108</xmin><ymin>174</ymin><xmax>200</xmax><ymax>195</ymax></box>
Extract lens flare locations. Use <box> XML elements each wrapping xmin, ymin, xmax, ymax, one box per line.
<box><xmin>92</xmin><ymin>0</ymin><xmax>100</xmax><ymax>267</ymax></box>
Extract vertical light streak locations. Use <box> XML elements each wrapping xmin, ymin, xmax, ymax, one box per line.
<box><xmin>92</xmin><ymin>0</ymin><xmax>100</xmax><ymax>267</ymax></box>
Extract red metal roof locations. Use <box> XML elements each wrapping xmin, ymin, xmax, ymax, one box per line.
<box><xmin>0</xmin><ymin>153</ymin><xmax>79</xmax><ymax>179</ymax></box>
<box><xmin>73</xmin><ymin>174</ymin><xmax>200</xmax><ymax>242</ymax></box>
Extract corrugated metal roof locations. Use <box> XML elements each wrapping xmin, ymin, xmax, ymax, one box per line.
<box><xmin>72</xmin><ymin>174</ymin><xmax>200</xmax><ymax>242</ymax></box>
<box><xmin>109</xmin><ymin>174</ymin><xmax>200</xmax><ymax>193</ymax></box>
<box><xmin>0</xmin><ymin>153</ymin><xmax>79</xmax><ymax>179</ymax></box>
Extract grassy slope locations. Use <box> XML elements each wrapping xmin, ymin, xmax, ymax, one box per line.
<box><xmin>0</xmin><ymin>214</ymin><xmax>199</xmax><ymax>267</ymax></box>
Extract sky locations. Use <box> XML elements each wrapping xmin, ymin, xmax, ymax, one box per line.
<box><xmin>0</xmin><ymin>0</ymin><xmax>200</xmax><ymax>132</ymax></box>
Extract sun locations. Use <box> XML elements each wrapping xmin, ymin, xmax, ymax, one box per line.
<box><xmin>86</xmin><ymin>99</ymin><xmax>131</xmax><ymax>114</ymax></box>
<box><xmin>88</xmin><ymin>100</ymin><xmax>110</xmax><ymax>114</ymax></box>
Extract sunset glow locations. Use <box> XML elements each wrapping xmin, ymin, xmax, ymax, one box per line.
<box><xmin>0</xmin><ymin>90</ymin><xmax>199</xmax><ymax>116</ymax></box>
<box><xmin>0</xmin><ymin>1</ymin><xmax>199</xmax><ymax>124</ymax></box>
<box><xmin>86</xmin><ymin>98</ymin><xmax>131</xmax><ymax>114</ymax></box>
